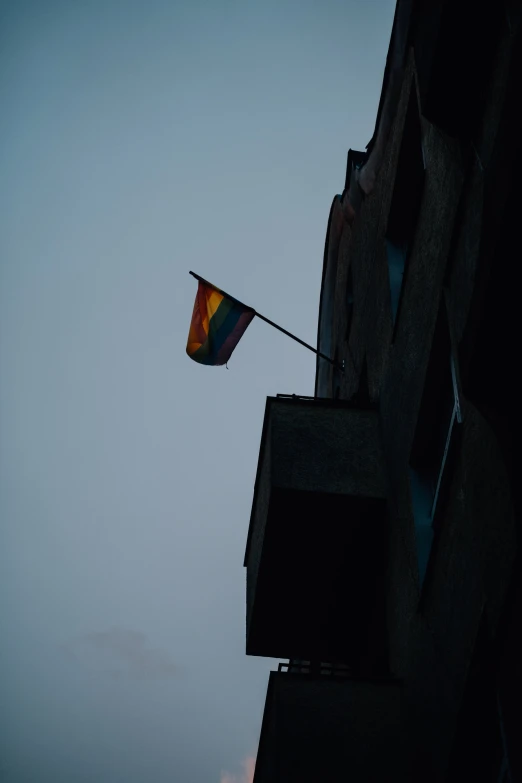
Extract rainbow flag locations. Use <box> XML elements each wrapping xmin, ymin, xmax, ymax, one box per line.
<box><xmin>186</xmin><ymin>280</ymin><xmax>256</xmax><ymax>366</ymax></box>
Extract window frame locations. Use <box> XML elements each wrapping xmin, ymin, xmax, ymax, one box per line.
<box><xmin>385</xmin><ymin>83</ymin><xmax>426</xmax><ymax>336</ymax></box>
<box><xmin>409</xmin><ymin>293</ymin><xmax>463</xmax><ymax>588</ymax></box>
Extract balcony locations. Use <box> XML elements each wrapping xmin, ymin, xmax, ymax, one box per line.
<box><xmin>253</xmin><ymin>670</ymin><xmax>408</xmax><ymax>783</ymax></box>
<box><xmin>244</xmin><ymin>396</ymin><xmax>389</xmax><ymax>671</ymax></box>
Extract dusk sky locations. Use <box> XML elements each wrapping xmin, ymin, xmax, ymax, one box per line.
<box><xmin>0</xmin><ymin>1</ymin><xmax>395</xmax><ymax>781</ymax></box>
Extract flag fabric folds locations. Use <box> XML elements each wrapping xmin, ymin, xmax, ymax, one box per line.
<box><xmin>186</xmin><ymin>280</ymin><xmax>256</xmax><ymax>366</ymax></box>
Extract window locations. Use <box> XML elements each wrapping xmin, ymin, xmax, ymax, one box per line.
<box><xmin>409</xmin><ymin>300</ymin><xmax>462</xmax><ymax>585</ymax></box>
<box><xmin>344</xmin><ymin>148</ymin><xmax>366</xmax><ymax>192</ymax></box>
<box><xmin>386</xmin><ymin>86</ymin><xmax>425</xmax><ymax>329</ymax></box>
<box><xmin>386</xmin><ymin>240</ymin><xmax>408</xmax><ymax>324</ymax></box>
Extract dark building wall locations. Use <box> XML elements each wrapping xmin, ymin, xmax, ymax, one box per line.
<box><xmin>316</xmin><ymin>197</ymin><xmax>344</xmax><ymax>397</ymax></box>
<box><xmin>249</xmin><ymin>2</ymin><xmax>521</xmax><ymax>780</ymax></box>
<box><xmin>254</xmin><ymin>674</ymin><xmax>409</xmax><ymax>783</ymax></box>
<box><xmin>313</xmin><ymin>4</ymin><xmax>521</xmax><ymax>779</ymax></box>
<box><xmin>245</xmin><ymin>399</ymin><xmax>390</xmax><ymax>667</ymax></box>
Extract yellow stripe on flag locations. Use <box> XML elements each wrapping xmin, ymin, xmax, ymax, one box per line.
<box><xmin>201</xmin><ymin>289</ymin><xmax>224</xmax><ymax>333</ymax></box>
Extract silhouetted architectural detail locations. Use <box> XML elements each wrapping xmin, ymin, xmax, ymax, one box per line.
<box><xmin>245</xmin><ymin>396</ymin><xmax>388</xmax><ymax>672</ymax></box>
<box><xmin>245</xmin><ymin>0</ymin><xmax>522</xmax><ymax>780</ymax></box>
<box><xmin>254</xmin><ymin>672</ymin><xmax>407</xmax><ymax>783</ymax></box>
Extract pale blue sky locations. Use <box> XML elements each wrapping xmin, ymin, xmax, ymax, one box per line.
<box><xmin>0</xmin><ymin>2</ymin><xmax>395</xmax><ymax>781</ymax></box>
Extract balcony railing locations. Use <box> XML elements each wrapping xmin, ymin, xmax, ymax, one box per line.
<box><xmin>253</xmin><ymin>671</ymin><xmax>408</xmax><ymax>783</ymax></box>
<box><xmin>245</xmin><ymin>395</ymin><xmax>389</xmax><ymax>671</ymax></box>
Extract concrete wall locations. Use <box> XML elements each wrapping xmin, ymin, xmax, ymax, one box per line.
<box><xmin>245</xmin><ymin>397</ymin><xmax>390</xmax><ymax>665</ymax></box>
<box><xmin>269</xmin><ymin>399</ymin><xmax>387</xmax><ymax>498</ymax></box>
<box><xmin>244</xmin><ymin>3</ymin><xmax>520</xmax><ymax>779</ymax></box>
<box><xmin>245</xmin><ymin>397</ymin><xmax>388</xmax><ymax>632</ymax></box>
<box><xmin>313</xmin><ymin>10</ymin><xmax>520</xmax><ymax>778</ymax></box>
<box><xmin>254</xmin><ymin>673</ymin><xmax>409</xmax><ymax>783</ymax></box>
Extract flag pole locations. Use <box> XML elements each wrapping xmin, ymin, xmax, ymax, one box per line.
<box><xmin>189</xmin><ymin>271</ymin><xmax>343</xmax><ymax>372</ymax></box>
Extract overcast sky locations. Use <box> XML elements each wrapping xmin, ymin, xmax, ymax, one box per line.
<box><xmin>0</xmin><ymin>1</ymin><xmax>395</xmax><ymax>781</ymax></box>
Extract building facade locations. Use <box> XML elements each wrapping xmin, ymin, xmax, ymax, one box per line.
<box><xmin>245</xmin><ymin>0</ymin><xmax>521</xmax><ymax>780</ymax></box>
